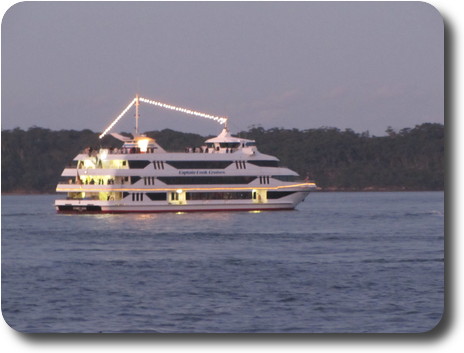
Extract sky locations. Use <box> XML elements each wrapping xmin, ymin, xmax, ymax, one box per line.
<box><xmin>1</xmin><ymin>1</ymin><xmax>444</xmax><ymax>136</ymax></box>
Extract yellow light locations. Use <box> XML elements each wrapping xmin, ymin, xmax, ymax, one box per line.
<box><xmin>100</xmin><ymin>149</ymin><xmax>108</xmax><ymax>160</ymax></box>
<box><xmin>83</xmin><ymin>160</ymin><xmax>94</xmax><ymax>169</ymax></box>
<box><xmin>137</xmin><ymin>138</ymin><xmax>150</xmax><ymax>153</ymax></box>
<box><xmin>176</xmin><ymin>189</ymin><xmax>183</xmax><ymax>194</ymax></box>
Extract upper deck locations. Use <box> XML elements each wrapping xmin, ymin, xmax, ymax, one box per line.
<box><xmin>82</xmin><ymin>127</ymin><xmax>260</xmax><ymax>159</ymax></box>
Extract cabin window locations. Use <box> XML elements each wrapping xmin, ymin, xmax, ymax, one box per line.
<box><xmin>153</xmin><ymin>161</ymin><xmax>165</xmax><ymax>169</ymax></box>
<box><xmin>144</xmin><ymin>177</ymin><xmax>156</xmax><ymax>185</ymax></box>
<box><xmin>219</xmin><ymin>142</ymin><xmax>240</xmax><ymax>149</ymax></box>
<box><xmin>267</xmin><ymin>191</ymin><xmax>296</xmax><ymax>199</ymax></box>
<box><xmin>131</xmin><ymin>176</ymin><xmax>141</xmax><ymax>184</ymax></box>
<box><xmin>146</xmin><ymin>193</ymin><xmax>167</xmax><ymax>201</ymax></box>
<box><xmin>157</xmin><ymin>176</ymin><xmax>256</xmax><ymax>185</ymax></box>
<box><xmin>186</xmin><ymin>192</ymin><xmax>252</xmax><ymax>200</ymax></box>
<box><xmin>128</xmin><ymin>160</ymin><xmax>150</xmax><ymax>169</ymax></box>
<box><xmin>272</xmin><ymin>175</ymin><xmax>300</xmax><ymax>182</ymax></box>
<box><xmin>131</xmin><ymin>192</ymin><xmax>144</xmax><ymax>201</ymax></box>
<box><xmin>248</xmin><ymin>160</ymin><xmax>279</xmax><ymax>167</ymax></box>
<box><xmin>165</xmin><ymin>161</ymin><xmax>232</xmax><ymax>169</ymax></box>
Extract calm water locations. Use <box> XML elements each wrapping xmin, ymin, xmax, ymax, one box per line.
<box><xmin>1</xmin><ymin>192</ymin><xmax>444</xmax><ymax>333</ymax></box>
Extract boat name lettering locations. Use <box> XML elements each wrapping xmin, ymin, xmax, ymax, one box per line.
<box><xmin>178</xmin><ymin>170</ymin><xmax>226</xmax><ymax>176</ymax></box>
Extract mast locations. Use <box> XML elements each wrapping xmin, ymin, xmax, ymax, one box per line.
<box><xmin>135</xmin><ymin>94</ymin><xmax>140</xmax><ymax>136</ymax></box>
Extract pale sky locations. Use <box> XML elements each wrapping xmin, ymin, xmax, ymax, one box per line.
<box><xmin>1</xmin><ymin>1</ymin><xmax>444</xmax><ymax>136</ymax></box>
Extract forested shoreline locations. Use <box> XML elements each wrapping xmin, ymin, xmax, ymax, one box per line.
<box><xmin>1</xmin><ymin>123</ymin><xmax>444</xmax><ymax>193</ymax></box>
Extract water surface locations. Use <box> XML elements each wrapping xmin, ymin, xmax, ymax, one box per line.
<box><xmin>1</xmin><ymin>192</ymin><xmax>444</xmax><ymax>333</ymax></box>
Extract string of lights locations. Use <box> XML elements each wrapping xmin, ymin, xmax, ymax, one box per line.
<box><xmin>99</xmin><ymin>96</ymin><xmax>227</xmax><ymax>139</ymax></box>
<box><xmin>139</xmin><ymin>97</ymin><xmax>228</xmax><ymax>125</ymax></box>
<box><xmin>99</xmin><ymin>98</ymin><xmax>137</xmax><ymax>139</ymax></box>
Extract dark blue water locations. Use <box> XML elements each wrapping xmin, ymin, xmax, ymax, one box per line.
<box><xmin>1</xmin><ymin>192</ymin><xmax>444</xmax><ymax>333</ymax></box>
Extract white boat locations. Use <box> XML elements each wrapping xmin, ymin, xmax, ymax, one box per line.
<box><xmin>54</xmin><ymin>96</ymin><xmax>316</xmax><ymax>213</ymax></box>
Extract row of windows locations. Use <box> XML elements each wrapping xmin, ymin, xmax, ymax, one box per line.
<box><xmin>204</xmin><ymin>141</ymin><xmax>256</xmax><ymax>149</ymax></box>
<box><xmin>186</xmin><ymin>192</ymin><xmax>252</xmax><ymax>200</ymax></box>
<box><xmin>123</xmin><ymin>192</ymin><xmax>167</xmax><ymax>201</ymax></box>
<box><xmin>144</xmin><ymin>177</ymin><xmax>156</xmax><ymax>185</ymax></box>
<box><xmin>132</xmin><ymin>193</ymin><xmax>144</xmax><ymax>201</ymax></box>
<box><xmin>219</xmin><ymin>142</ymin><xmax>240</xmax><ymax>149</ymax></box>
<box><xmin>166</xmin><ymin>161</ymin><xmax>232</xmax><ymax>169</ymax></box>
<box><xmin>122</xmin><ymin>191</ymin><xmax>295</xmax><ymax>201</ymax></box>
<box><xmin>61</xmin><ymin>175</ymin><xmax>299</xmax><ymax>186</ymax></box>
<box><xmin>123</xmin><ymin>160</ymin><xmax>278</xmax><ymax>170</ymax></box>
<box><xmin>142</xmin><ymin>175</ymin><xmax>296</xmax><ymax>185</ymax></box>
<box><xmin>157</xmin><ymin>176</ymin><xmax>257</xmax><ymax>185</ymax></box>
<box><xmin>154</xmin><ymin>161</ymin><xmax>165</xmax><ymax>169</ymax></box>
<box><xmin>74</xmin><ymin>158</ymin><xmax>277</xmax><ymax>170</ymax></box>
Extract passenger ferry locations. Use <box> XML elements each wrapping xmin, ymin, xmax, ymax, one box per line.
<box><xmin>55</xmin><ymin>96</ymin><xmax>316</xmax><ymax>213</ymax></box>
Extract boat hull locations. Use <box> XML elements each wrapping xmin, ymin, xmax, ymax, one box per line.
<box><xmin>55</xmin><ymin>191</ymin><xmax>311</xmax><ymax>214</ymax></box>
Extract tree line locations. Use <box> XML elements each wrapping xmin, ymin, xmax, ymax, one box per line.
<box><xmin>1</xmin><ymin>123</ymin><xmax>443</xmax><ymax>193</ymax></box>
